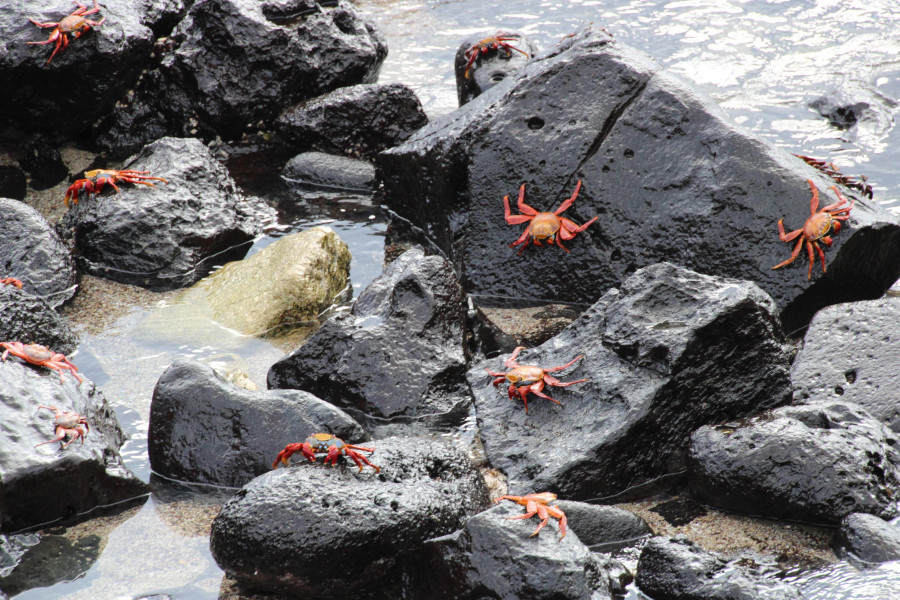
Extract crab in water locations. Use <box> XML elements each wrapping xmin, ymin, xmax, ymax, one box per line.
<box><xmin>35</xmin><ymin>405</ymin><xmax>89</xmax><ymax>448</ymax></box>
<box><xmin>1</xmin><ymin>278</ymin><xmax>23</xmax><ymax>289</ymax></box>
<box><xmin>463</xmin><ymin>34</ymin><xmax>529</xmax><ymax>79</ymax></box>
<box><xmin>28</xmin><ymin>0</ymin><xmax>105</xmax><ymax>65</ymax></box>
<box><xmin>773</xmin><ymin>179</ymin><xmax>854</xmax><ymax>279</ymax></box>
<box><xmin>1</xmin><ymin>342</ymin><xmax>83</xmax><ymax>384</ymax></box>
<box><xmin>504</xmin><ymin>180</ymin><xmax>598</xmax><ymax>254</ymax></box>
<box><xmin>272</xmin><ymin>433</ymin><xmax>381</xmax><ymax>473</ymax></box>
<box><xmin>497</xmin><ymin>492</ymin><xmax>567</xmax><ymax>539</ymax></box>
<box><xmin>64</xmin><ymin>169</ymin><xmax>169</xmax><ymax>206</ymax></box>
<box><xmin>486</xmin><ymin>346</ymin><xmax>587</xmax><ymax>413</ymax></box>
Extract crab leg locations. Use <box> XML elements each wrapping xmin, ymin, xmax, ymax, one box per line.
<box><xmin>506</xmin><ymin>346</ymin><xmax>524</xmax><ymax>367</ymax></box>
<box><xmin>543</xmin><ymin>355</ymin><xmax>584</xmax><ymax>373</ymax></box>
<box><xmin>812</xmin><ymin>241</ymin><xmax>827</xmax><ymax>276</ymax></box>
<box><xmin>503</xmin><ymin>193</ymin><xmax>533</xmax><ymax>224</ymax></box>
<box><xmin>553</xmin><ymin>180</ymin><xmax>582</xmax><ymax>214</ymax></box>
<box><xmin>510</xmin><ymin>224</ymin><xmax>533</xmax><ymax>251</ymax></box>
<box><xmin>543</xmin><ymin>374</ymin><xmax>588</xmax><ymax>387</ymax></box>
<box><xmin>515</xmin><ymin>184</ymin><xmax>539</xmax><ymax>216</ymax></box>
<box><xmin>776</xmin><ymin>219</ymin><xmax>803</xmax><ymax>242</ymax></box>
<box><xmin>806</xmin><ymin>240</ymin><xmax>817</xmax><ymax>279</ymax></box>
<box><xmin>772</xmin><ymin>236</ymin><xmax>804</xmax><ymax>270</ymax></box>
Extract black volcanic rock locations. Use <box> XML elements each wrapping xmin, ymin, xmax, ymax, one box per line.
<box><xmin>834</xmin><ymin>513</ymin><xmax>900</xmax><ymax>564</ymax></box>
<box><xmin>0</xmin><ymin>285</ymin><xmax>78</xmax><ymax>355</ymax></box>
<box><xmin>454</xmin><ymin>30</ymin><xmax>536</xmax><ymax>106</ymax></box>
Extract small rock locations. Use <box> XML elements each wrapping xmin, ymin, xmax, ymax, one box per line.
<box><xmin>555</xmin><ymin>500</ymin><xmax>652</xmax><ymax>551</ymax></box>
<box><xmin>454</xmin><ymin>30</ymin><xmax>536</xmax><ymax>106</ymax></box>
<box><xmin>834</xmin><ymin>513</ymin><xmax>900</xmax><ymax>565</ymax></box>
<box><xmin>282</xmin><ymin>152</ymin><xmax>377</xmax><ymax>191</ymax></box>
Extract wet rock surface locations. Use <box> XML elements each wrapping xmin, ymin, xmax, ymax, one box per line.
<box><xmin>282</xmin><ymin>151</ymin><xmax>377</xmax><ymax>190</ymax></box>
<box><xmin>791</xmin><ymin>298</ymin><xmax>900</xmax><ymax>432</ymax></box>
<box><xmin>209</xmin><ymin>436</ymin><xmax>491</xmax><ymax>597</ymax></box>
<box><xmin>454</xmin><ymin>30</ymin><xmax>535</xmax><ymax>106</ymax></box>
<box><xmin>268</xmin><ymin>247</ymin><xmax>471</xmax><ymax>428</ymax></box>
<box><xmin>555</xmin><ymin>500</ymin><xmax>652</xmax><ymax>551</ymax></box>
<box><xmin>58</xmin><ymin>137</ymin><xmax>274</xmax><ymax>291</ymax></box>
<box><xmin>688</xmin><ymin>401</ymin><xmax>900</xmax><ymax>524</ymax></box>
<box><xmin>470</xmin><ymin>262</ymin><xmax>792</xmax><ymax>499</ymax></box>
<box><xmin>149</xmin><ymin>360</ymin><xmax>366</xmax><ymax>487</ymax></box>
<box><xmin>636</xmin><ymin>536</ymin><xmax>802</xmax><ymax>600</ymax></box>
<box><xmin>277</xmin><ymin>83</ymin><xmax>428</xmax><ymax>159</ymax></box>
<box><xmin>0</xmin><ymin>360</ymin><xmax>146</xmax><ymax>532</ymax></box>
<box><xmin>0</xmin><ymin>197</ymin><xmax>78</xmax><ymax>307</ymax></box>
<box><xmin>402</xmin><ymin>501</ymin><xmax>613</xmax><ymax>600</ymax></box>
<box><xmin>379</xmin><ymin>28</ymin><xmax>900</xmax><ymax>332</ymax></box>
<box><xmin>0</xmin><ymin>285</ymin><xmax>78</xmax><ymax>355</ymax></box>
<box><xmin>834</xmin><ymin>513</ymin><xmax>900</xmax><ymax>564</ymax></box>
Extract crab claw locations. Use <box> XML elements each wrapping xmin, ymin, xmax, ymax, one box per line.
<box><xmin>272</xmin><ymin>442</ymin><xmax>311</xmax><ymax>469</ymax></box>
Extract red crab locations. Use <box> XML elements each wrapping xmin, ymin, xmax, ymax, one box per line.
<box><xmin>1</xmin><ymin>278</ymin><xmax>23</xmax><ymax>289</ymax></box>
<box><xmin>773</xmin><ymin>179</ymin><xmax>854</xmax><ymax>279</ymax></box>
<box><xmin>64</xmin><ymin>169</ymin><xmax>169</xmax><ymax>206</ymax></box>
<box><xmin>28</xmin><ymin>0</ymin><xmax>105</xmax><ymax>65</ymax></box>
<box><xmin>463</xmin><ymin>34</ymin><xmax>529</xmax><ymax>79</ymax></box>
<box><xmin>1</xmin><ymin>342</ymin><xmax>83</xmax><ymax>384</ymax></box>
<box><xmin>35</xmin><ymin>405</ymin><xmax>89</xmax><ymax>448</ymax></box>
<box><xmin>272</xmin><ymin>433</ymin><xmax>381</xmax><ymax>473</ymax></box>
<box><xmin>504</xmin><ymin>180</ymin><xmax>598</xmax><ymax>254</ymax></box>
<box><xmin>497</xmin><ymin>492</ymin><xmax>567</xmax><ymax>539</ymax></box>
<box><xmin>486</xmin><ymin>346</ymin><xmax>587</xmax><ymax>413</ymax></box>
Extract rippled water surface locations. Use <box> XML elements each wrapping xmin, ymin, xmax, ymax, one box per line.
<box><xmin>6</xmin><ymin>1</ymin><xmax>900</xmax><ymax>598</ymax></box>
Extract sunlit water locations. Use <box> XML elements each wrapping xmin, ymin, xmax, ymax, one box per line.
<box><xmin>6</xmin><ymin>1</ymin><xmax>900</xmax><ymax>598</ymax></box>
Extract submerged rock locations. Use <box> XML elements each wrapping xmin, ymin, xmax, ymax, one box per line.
<box><xmin>469</xmin><ymin>262</ymin><xmax>792</xmax><ymax>499</ymax></box>
<box><xmin>0</xmin><ymin>286</ymin><xmax>78</xmax><ymax>355</ymax></box>
<box><xmin>834</xmin><ymin>513</ymin><xmax>900</xmax><ymax>565</ymax></box>
<box><xmin>149</xmin><ymin>360</ymin><xmax>366</xmax><ymax>487</ymax></box>
<box><xmin>58</xmin><ymin>137</ymin><xmax>274</xmax><ymax>291</ymax></box>
<box><xmin>209</xmin><ymin>436</ymin><xmax>490</xmax><ymax>597</ymax></box>
<box><xmin>688</xmin><ymin>401</ymin><xmax>900</xmax><ymax>524</ymax></box>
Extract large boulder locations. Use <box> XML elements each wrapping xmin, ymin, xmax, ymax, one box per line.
<box><xmin>469</xmin><ymin>262</ymin><xmax>792</xmax><ymax>499</ymax></box>
<box><xmin>209</xmin><ymin>436</ymin><xmax>491</xmax><ymax>597</ymax></box>
<box><xmin>0</xmin><ymin>285</ymin><xmax>78</xmax><ymax>354</ymax></box>
<box><xmin>0</xmin><ymin>359</ymin><xmax>146</xmax><ymax>532</ymax></box>
<box><xmin>791</xmin><ymin>298</ymin><xmax>900</xmax><ymax>432</ymax></box>
<box><xmin>0</xmin><ymin>0</ymin><xmax>155</xmax><ymax>143</ymax></box>
<box><xmin>402</xmin><ymin>502</ymin><xmax>614</xmax><ymax>600</ymax></box>
<box><xmin>58</xmin><ymin>137</ymin><xmax>274</xmax><ymax>291</ymax></box>
<box><xmin>378</xmin><ymin>28</ymin><xmax>900</xmax><ymax>332</ymax></box>
<box><xmin>688</xmin><ymin>401</ymin><xmax>900</xmax><ymax>524</ymax></box>
<box><xmin>0</xmin><ymin>198</ymin><xmax>78</xmax><ymax>307</ymax></box>
<box><xmin>268</xmin><ymin>248</ymin><xmax>471</xmax><ymax>429</ymax></box>
<box><xmin>148</xmin><ymin>360</ymin><xmax>366</xmax><ymax>487</ymax></box>
<box><xmin>834</xmin><ymin>513</ymin><xmax>900</xmax><ymax>564</ymax></box>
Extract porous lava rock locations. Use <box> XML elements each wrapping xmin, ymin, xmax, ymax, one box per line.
<box><xmin>636</xmin><ymin>536</ymin><xmax>802</xmax><ymax>600</ymax></box>
<box><xmin>282</xmin><ymin>151</ymin><xmax>377</xmax><ymax>190</ymax></box>
<box><xmin>688</xmin><ymin>401</ymin><xmax>900</xmax><ymax>524</ymax></box>
<box><xmin>149</xmin><ymin>360</ymin><xmax>366</xmax><ymax>487</ymax></box>
<box><xmin>379</xmin><ymin>28</ymin><xmax>900</xmax><ymax>332</ymax></box>
<box><xmin>276</xmin><ymin>83</ymin><xmax>428</xmax><ymax>159</ymax></box>
<box><xmin>0</xmin><ymin>285</ymin><xmax>78</xmax><ymax>355</ymax></box>
<box><xmin>454</xmin><ymin>30</ymin><xmax>536</xmax><ymax>106</ymax></box>
<box><xmin>58</xmin><ymin>137</ymin><xmax>274</xmax><ymax>291</ymax></box>
<box><xmin>95</xmin><ymin>0</ymin><xmax>387</xmax><ymax>154</ymax></box>
<box><xmin>834</xmin><ymin>513</ymin><xmax>900</xmax><ymax>564</ymax></box>
<box><xmin>554</xmin><ymin>500</ymin><xmax>652</xmax><ymax>551</ymax></box>
<box><xmin>469</xmin><ymin>262</ymin><xmax>792</xmax><ymax>499</ymax></box>
<box><xmin>1</xmin><ymin>0</ymin><xmax>155</xmax><ymax>144</ymax></box>
<box><xmin>0</xmin><ymin>359</ymin><xmax>146</xmax><ymax>532</ymax></box>
<box><xmin>402</xmin><ymin>502</ymin><xmax>613</xmax><ymax>600</ymax></box>
<box><xmin>209</xmin><ymin>436</ymin><xmax>491</xmax><ymax>597</ymax></box>
<box><xmin>0</xmin><ymin>198</ymin><xmax>78</xmax><ymax>307</ymax></box>
<box><xmin>268</xmin><ymin>247</ymin><xmax>470</xmax><ymax>428</ymax></box>
<box><xmin>791</xmin><ymin>298</ymin><xmax>900</xmax><ymax>432</ymax></box>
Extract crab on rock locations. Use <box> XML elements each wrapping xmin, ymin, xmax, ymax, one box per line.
<box><xmin>1</xmin><ymin>278</ymin><xmax>23</xmax><ymax>289</ymax></box>
<box><xmin>773</xmin><ymin>179</ymin><xmax>854</xmax><ymax>279</ymax></box>
<box><xmin>272</xmin><ymin>433</ymin><xmax>381</xmax><ymax>473</ymax></box>
<box><xmin>504</xmin><ymin>180</ymin><xmax>598</xmax><ymax>254</ymax></box>
<box><xmin>64</xmin><ymin>169</ymin><xmax>169</xmax><ymax>206</ymax></box>
<box><xmin>486</xmin><ymin>346</ymin><xmax>587</xmax><ymax>413</ymax></box>
<box><xmin>1</xmin><ymin>342</ymin><xmax>83</xmax><ymax>384</ymax></box>
<box><xmin>35</xmin><ymin>405</ymin><xmax>89</xmax><ymax>448</ymax></box>
<box><xmin>463</xmin><ymin>34</ymin><xmax>529</xmax><ymax>79</ymax></box>
<box><xmin>28</xmin><ymin>0</ymin><xmax>105</xmax><ymax>65</ymax></box>
<box><xmin>497</xmin><ymin>492</ymin><xmax>567</xmax><ymax>540</ymax></box>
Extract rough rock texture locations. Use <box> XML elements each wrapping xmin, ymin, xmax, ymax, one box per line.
<box><xmin>636</xmin><ymin>536</ymin><xmax>802</xmax><ymax>600</ymax></box>
<box><xmin>268</xmin><ymin>248</ymin><xmax>471</xmax><ymax>427</ymax></box>
<box><xmin>209</xmin><ymin>436</ymin><xmax>491</xmax><ymax>597</ymax></box>
<box><xmin>58</xmin><ymin>137</ymin><xmax>274</xmax><ymax>291</ymax></box>
<box><xmin>791</xmin><ymin>298</ymin><xmax>900</xmax><ymax>432</ymax></box>
<box><xmin>555</xmin><ymin>500</ymin><xmax>652</xmax><ymax>551</ymax></box>
<box><xmin>454</xmin><ymin>30</ymin><xmax>536</xmax><ymax>106</ymax></box>
<box><xmin>469</xmin><ymin>262</ymin><xmax>792</xmax><ymax>499</ymax></box>
<box><xmin>95</xmin><ymin>0</ymin><xmax>387</xmax><ymax>154</ymax></box>
<box><xmin>202</xmin><ymin>227</ymin><xmax>351</xmax><ymax>337</ymax></box>
<box><xmin>276</xmin><ymin>83</ymin><xmax>428</xmax><ymax>159</ymax></box>
<box><xmin>149</xmin><ymin>360</ymin><xmax>366</xmax><ymax>487</ymax></box>
<box><xmin>0</xmin><ymin>286</ymin><xmax>78</xmax><ymax>355</ymax></box>
<box><xmin>0</xmin><ymin>198</ymin><xmax>78</xmax><ymax>307</ymax></box>
<box><xmin>688</xmin><ymin>401</ymin><xmax>900</xmax><ymax>524</ymax></box>
<box><xmin>0</xmin><ymin>0</ymin><xmax>155</xmax><ymax>143</ymax></box>
<box><xmin>282</xmin><ymin>151</ymin><xmax>377</xmax><ymax>191</ymax></box>
<box><xmin>0</xmin><ymin>360</ymin><xmax>146</xmax><ymax>532</ymax></box>
<box><xmin>378</xmin><ymin>28</ymin><xmax>900</xmax><ymax>332</ymax></box>
<box><xmin>402</xmin><ymin>502</ymin><xmax>613</xmax><ymax>600</ymax></box>
<box><xmin>834</xmin><ymin>513</ymin><xmax>900</xmax><ymax>564</ymax></box>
